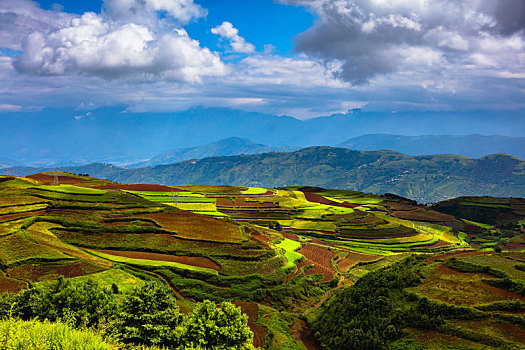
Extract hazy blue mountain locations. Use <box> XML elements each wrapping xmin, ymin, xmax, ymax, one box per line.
<box><xmin>10</xmin><ymin>147</ymin><xmax>525</xmax><ymax>203</ymax></box>
<box><xmin>129</xmin><ymin>137</ymin><xmax>299</xmax><ymax>168</ymax></box>
<box><xmin>1</xmin><ymin>107</ymin><xmax>523</xmax><ymax>166</ymax></box>
<box><xmin>338</xmin><ymin>134</ymin><xmax>525</xmax><ymax>159</ymax></box>
<box><xmin>0</xmin><ymin>158</ymin><xmax>23</xmax><ymax>168</ymax></box>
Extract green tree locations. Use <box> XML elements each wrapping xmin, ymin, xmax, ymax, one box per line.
<box><xmin>117</xmin><ymin>281</ymin><xmax>182</xmax><ymax>347</ymax></box>
<box><xmin>180</xmin><ymin>300</ymin><xmax>256</xmax><ymax>350</ymax></box>
<box><xmin>1</xmin><ymin>277</ymin><xmax>115</xmax><ymax>328</ymax></box>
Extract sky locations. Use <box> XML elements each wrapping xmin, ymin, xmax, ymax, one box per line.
<box><xmin>0</xmin><ymin>0</ymin><xmax>524</xmax><ymax>120</ymax></box>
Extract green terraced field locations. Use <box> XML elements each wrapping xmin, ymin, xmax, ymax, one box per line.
<box><xmin>1</xmin><ymin>174</ymin><xmax>524</xmax><ymax>349</ymax></box>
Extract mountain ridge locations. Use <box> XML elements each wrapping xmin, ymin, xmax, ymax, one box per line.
<box><xmin>7</xmin><ymin>146</ymin><xmax>524</xmax><ymax>203</ymax></box>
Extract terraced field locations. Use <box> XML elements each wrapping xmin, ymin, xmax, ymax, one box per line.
<box><xmin>1</xmin><ymin>172</ymin><xmax>524</xmax><ymax>349</ymax></box>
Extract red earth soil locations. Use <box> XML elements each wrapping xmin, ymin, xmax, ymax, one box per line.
<box><xmin>285</xmin><ymin>260</ymin><xmax>309</xmax><ymax>284</ymax></box>
<box><xmin>413</xmin><ymin>240</ymin><xmax>452</xmax><ymax>250</ymax></box>
<box><xmin>26</xmin><ymin>173</ymin><xmax>85</xmax><ymax>185</ymax></box>
<box><xmin>0</xmin><ymin>274</ymin><xmax>27</xmax><ymax>293</ymax></box>
<box><xmin>281</xmin><ymin>232</ymin><xmax>299</xmax><ymax>240</ymax></box>
<box><xmin>433</xmin><ymin>264</ymin><xmax>525</xmax><ymax>303</ymax></box>
<box><xmin>291</xmin><ymin>319</ymin><xmax>321</xmax><ymax>350</ymax></box>
<box><xmin>232</xmin><ymin>301</ymin><xmax>267</xmax><ymax>349</ymax></box>
<box><xmin>0</xmin><ymin>210</ymin><xmax>47</xmax><ymax>222</ymax></box>
<box><xmin>286</xmin><ymin>228</ymin><xmax>336</xmax><ymax>235</ymax></box>
<box><xmin>7</xmin><ymin>261</ymin><xmax>106</xmax><ymax>282</ymax></box>
<box><xmin>215</xmin><ymin>197</ymin><xmax>278</xmax><ymax>208</ymax></box>
<box><xmin>301</xmin><ymin>192</ymin><xmax>358</xmax><ymax>208</ymax></box>
<box><xmin>298</xmin><ymin>244</ymin><xmax>337</xmax><ymax>282</ymax></box>
<box><xmin>338</xmin><ymin>251</ymin><xmax>383</xmax><ymax>273</ymax></box>
<box><xmin>386</xmin><ymin>202</ymin><xmax>419</xmax><ymax>211</ymax></box>
<box><xmin>91</xmin><ymin>249</ymin><xmax>221</xmax><ymax>271</ymax></box>
<box><xmin>501</xmin><ymin>242</ymin><xmax>525</xmax><ymax>250</ymax></box>
<box><xmin>391</xmin><ymin>208</ymin><xmax>456</xmax><ymax>222</ymax></box>
<box><xmin>95</xmin><ymin>184</ymin><xmax>185</xmax><ymax>192</ymax></box>
<box><xmin>425</xmin><ymin>250</ymin><xmax>490</xmax><ymax>263</ymax></box>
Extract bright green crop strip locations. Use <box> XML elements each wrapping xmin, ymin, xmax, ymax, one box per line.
<box><xmin>36</xmin><ymin>185</ymin><xmax>107</xmax><ymax>195</ymax></box>
<box><xmin>276</xmin><ymin>238</ymin><xmax>302</xmax><ymax>269</ymax></box>
<box><xmin>240</xmin><ymin>187</ymin><xmax>269</xmax><ymax>195</ymax></box>
<box><xmin>86</xmin><ymin>250</ymin><xmax>218</xmax><ymax>275</ymax></box>
<box><xmin>462</xmin><ymin>219</ymin><xmax>495</xmax><ymax>229</ymax></box>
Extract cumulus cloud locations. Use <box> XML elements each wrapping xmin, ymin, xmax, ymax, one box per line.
<box><xmin>6</xmin><ymin>0</ymin><xmax>225</xmax><ymax>83</ymax></box>
<box><xmin>211</xmin><ymin>22</ymin><xmax>255</xmax><ymax>53</ymax></box>
<box><xmin>280</xmin><ymin>0</ymin><xmax>525</xmax><ymax>85</ymax></box>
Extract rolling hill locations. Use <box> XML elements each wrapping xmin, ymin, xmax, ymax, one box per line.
<box><xmin>6</xmin><ymin>147</ymin><xmax>525</xmax><ymax>203</ymax></box>
<box><xmin>337</xmin><ymin>134</ymin><xmax>525</xmax><ymax>159</ymax></box>
<box><xmin>1</xmin><ymin>173</ymin><xmax>524</xmax><ymax>349</ymax></box>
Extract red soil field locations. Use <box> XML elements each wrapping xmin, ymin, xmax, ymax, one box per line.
<box><xmin>286</xmin><ymin>228</ymin><xmax>336</xmax><ymax>235</ymax></box>
<box><xmin>92</xmin><ymin>249</ymin><xmax>221</xmax><ymax>271</ymax></box>
<box><xmin>0</xmin><ymin>210</ymin><xmax>47</xmax><ymax>222</ymax></box>
<box><xmin>391</xmin><ymin>208</ymin><xmax>456</xmax><ymax>222</ymax></box>
<box><xmin>0</xmin><ymin>274</ymin><xmax>27</xmax><ymax>293</ymax></box>
<box><xmin>216</xmin><ymin>197</ymin><xmax>278</xmax><ymax>208</ymax></box>
<box><xmin>291</xmin><ymin>319</ymin><xmax>321</xmax><ymax>350</ymax></box>
<box><xmin>386</xmin><ymin>202</ymin><xmax>419</xmax><ymax>211</ymax></box>
<box><xmin>338</xmin><ymin>251</ymin><xmax>383</xmax><ymax>273</ymax></box>
<box><xmin>95</xmin><ymin>184</ymin><xmax>185</xmax><ymax>192</ymax></box>
<box><xmin>301</xmin><ymin>192</ymin><xmax>358</xmax><ymax>208</ymax></box>
<box><xmin>139</xmin><ymin>211</ymin><xmax>244</xmax><ymax>243</ymax></box>
<box><xmin>27</xmin><ymin>173</ymin><xmax>85</xmax><ymax>185</ymax></box>
<box><xmin>298</xmin><ymin>244</ymin><xmax>336</xmax><ymax>282</ymax></box>
<box><xmin>232</xmin><ymin>301</ymin><xmax>267</xmax><ymax>349</ymax></box>
<box><xmin>344</xmin><ymin>216</ymin><xmax>388</xmax><ymax>225</ymax></box>
<box><xmin>281</xmin><ymin>232</ymin><xmax>299</xmax><ymax>240</ymax></box>
<box><xmin>501</xmin><ymin>242</ymin><xmax>525</xmax><ymax>250</ymax></box>
<box><xmin>286</xmin><ymin>260</ymin><xmax>309</xmax><ymax>284</ymax></box>
<box><xmin>420</xmin><ymin>264</ymin><xmax>525</xmax><ymax>305</ymax></box>
<box><xmin>7</xmin><ymin>261</ymin><xmax>106</xmax><ymax>282</ymax></box>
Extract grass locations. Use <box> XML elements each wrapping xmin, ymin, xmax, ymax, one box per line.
<box><xmin>86</xmin><ymin>249</ymin><xmax>219</xmax><ymax>275</ymax></box>
<box><xmin>240</xmin><ymin>187</ymin><xmax>269</xmax><ymax>195</ymax></box>
<box><xmin>276</xmin><ymin>238</ymin><xmax>302</xmax><ymax>269</ymax></box>
<box><xmin>36</xmin><ymin>185</ymin><xmax>107</xmax><ymax>195</ymax></box>
<box><xmin>463</xmin><ymin>219</ymin><xmax>496</xmax><ymax>229</ymax></box>
<box><xmin>71</xmin><ymin>267</ymin><xmax>144</xmax><ymax>294</ymax></box>
<box><xmin>0</xmin><ymin>230</ymin><xmax>74</xmax><ymax>267</ymax></box>
<box><xmin>0</xmin><ymin>318</ymin><xmax>112</xmax><ymax>350</ymax></box>
<box><xmin>458</xmin><ymin>254</ymin><xmax>525</xmax><ymax>280</ymax></box>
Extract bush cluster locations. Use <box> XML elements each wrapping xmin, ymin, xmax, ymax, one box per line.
<box><xmin>0</xmin><ymin>279</ymin><xmax>256</xmax><ymax>350</ymax></box>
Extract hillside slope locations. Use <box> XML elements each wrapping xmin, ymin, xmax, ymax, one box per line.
<box><xmin>7</xmin><ymin>147</ymin><xmax>525</xmax><ymax>202</ymax></box>
<box><xmin>338</xmin><ymin>134</ymin><xmax>525</xmax><ymax>159</ymax></box>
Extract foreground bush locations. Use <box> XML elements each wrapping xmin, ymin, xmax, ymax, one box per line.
<box><xmin>0</xmin><ymin>318</ymin><xmax>112</xmax><ymax>350</ymax></box>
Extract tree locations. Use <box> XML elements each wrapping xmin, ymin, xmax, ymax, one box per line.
<box><xmin>1</xmin><ymin>278</ymin><xmax>116</xmax><ymax>328</ymax></box>
<box><xmin>117</xmin><ymin>282</ymin><xmax>182</xmax><ymax>347</ymax></box>
<box><xmin>180</xmin><ymin>300</ymin><xmax>256</xmax><ymax>350</ymax></box>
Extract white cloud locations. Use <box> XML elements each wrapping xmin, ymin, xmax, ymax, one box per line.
<box><xmin>0</xmin><ymin>103</ymin><xmax>22</xmax><ymax>112</ymax></box>
<box><xmin>211</xmin><ymin>21</ymin><xmax>255</xmax><ymax>53</ymax></box>
<box><xmin>279</xmin><ymin>0</ymin><xmax>525</xmax><ymax>85</ymax></box>
<box><xmin>8</xmin><ymin>0</ymin><xmax>225</xmax><ymax>83</ymax></box>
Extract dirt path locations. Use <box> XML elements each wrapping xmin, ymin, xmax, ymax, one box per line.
<box><xmin>313</xmin><ymin>274</ymin><xmax>345</xmax><ymax>310</ymax></box>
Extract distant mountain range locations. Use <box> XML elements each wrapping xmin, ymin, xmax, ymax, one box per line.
<box><xmin>9</xmin><ymin>147</ymin><xmax>525</xmax><ymax>203</ymax></box>
<box><xmin>1</xmin><ymin>107</ymin><xmax>523</xmax><ymax>166</ymax></box>
<box><xmin>0</xmin><ymin>157</ymin><xmax>23</xmax><ymax>168</ymax></box>
<box><xmin>129</xmin><ymin>137</ymin><xmax>299</xmax><ymax>168</ymax></box>
<box><xmin>338</xmin><ymin>134</ymin><xmax>525</xmax><ymax>159</ymax></box>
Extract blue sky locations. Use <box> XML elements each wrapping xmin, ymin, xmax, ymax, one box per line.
<box><xmin>0</xmin><ymin>0</ymin><xmax>524</xmax><ymax>121</ymax></box>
